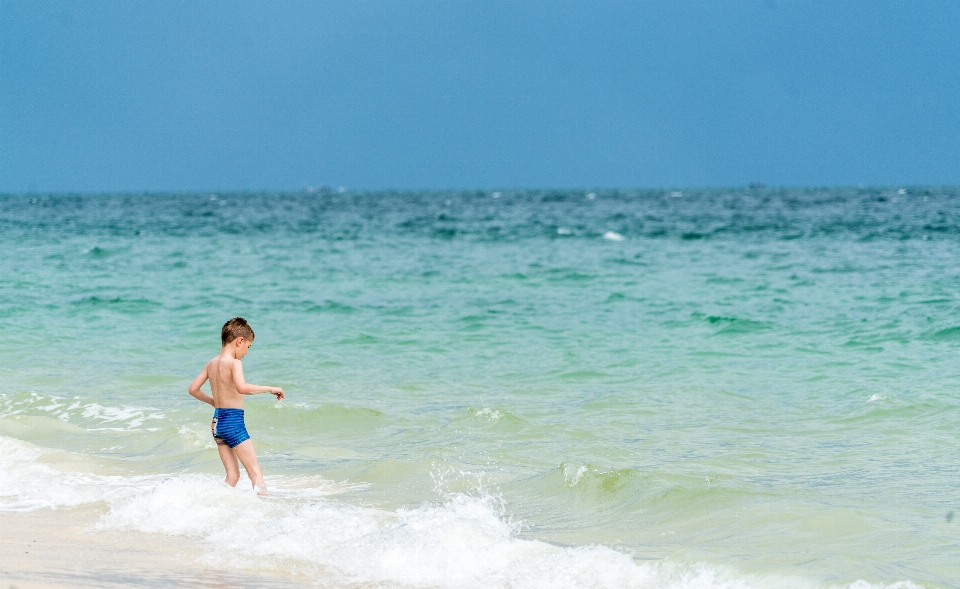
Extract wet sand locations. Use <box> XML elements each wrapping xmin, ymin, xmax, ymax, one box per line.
<box><xmin>0</xmin><ymin>507</ymin><xmax>313</xmax><ymax>589</ymax></box>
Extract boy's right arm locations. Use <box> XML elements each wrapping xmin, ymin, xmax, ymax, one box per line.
<box><xmin>188</xmin><ymin>366</ymin><xmax>215</xmax><ymax>406</ymax></box>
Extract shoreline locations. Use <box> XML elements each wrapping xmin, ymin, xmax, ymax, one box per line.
<box><xmin>0</xmin><ymin>506</ymin><xmax>313</xmax><ymax>589</ymax></box>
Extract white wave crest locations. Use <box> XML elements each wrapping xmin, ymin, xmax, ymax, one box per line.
<box><xmin>0</xmin><ymin>392</ymin><xmax>166</xmax><ymax>430</ymax></box>
<box><xmin>473</xmin><ymin>407</ymin><xmax>504</xmax><ymax>423</ymax></box>
<box><xmin>105</xmin><ymin>477</ymin><xmax>656</xmax><ymax>589</ymax></box>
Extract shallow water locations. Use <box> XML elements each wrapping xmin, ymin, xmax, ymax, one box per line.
<box><xmin>1</xmin><ymin>188</ymin><xmax>958</xmax><ymax>588</ymax></box>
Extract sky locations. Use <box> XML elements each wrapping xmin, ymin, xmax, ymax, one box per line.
<box><xmin>1</xmin><ymin>0</ymin><xmax>958</xmax><ymax>192</ymax></box>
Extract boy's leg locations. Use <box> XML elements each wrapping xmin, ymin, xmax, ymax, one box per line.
<box><xmin>232</xmin><ymin>439</ymin><xmax>267</xmax><ymax>496</ymax></box>
<box><xmin>218</xmin><ymin>444</ymin><xmax>241</xmax><ymax>487</ymax></box>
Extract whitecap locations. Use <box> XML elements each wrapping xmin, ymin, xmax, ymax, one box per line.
<box><xmin>562</xmin><ymin>463</ymin><xmax>589</xmax><ymax>486</ymax></box>
<box><xmin>473</xmin><ymin>407</ymin><xmax>503</xmax><ymax>423</ymax></box>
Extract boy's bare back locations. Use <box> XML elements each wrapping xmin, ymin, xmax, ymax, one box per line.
<box><xmin>206</xmin><ymin>349</ymin><xmax>250</xmax><ymax>409</ymax></box>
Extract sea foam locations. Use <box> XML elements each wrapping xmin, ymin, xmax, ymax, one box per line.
<box><xmin>103</xmin><ymin>478</ymin><xmax>726</xmax><ymax>589</ymax></box>
<box><xmin>0</xmin><ymin>437</ymin><xmax>926</xmax><ymax>589</ymax></box>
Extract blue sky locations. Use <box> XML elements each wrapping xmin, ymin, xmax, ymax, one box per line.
<box><xmin>2</xmin><ymin>0</ymin><xmax>958</xmax><ymax>191</ymax></box>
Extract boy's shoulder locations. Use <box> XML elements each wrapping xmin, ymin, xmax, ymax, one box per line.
<box><xmin>206</xmin><ymin>354</ymin><xmax>239</xmax><ymax>369</ymax></box>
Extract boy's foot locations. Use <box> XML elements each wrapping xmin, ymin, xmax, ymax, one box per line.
<box><xmin>254</xmin><ymin>484</ymin><xmax>267</xmax><ymax>497</ymax></box>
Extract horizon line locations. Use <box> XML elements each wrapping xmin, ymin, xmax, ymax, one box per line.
<box><xmin>2</xmin><ymin>183</ymin><xmax>956</xmax><ymax>197</ymax></box>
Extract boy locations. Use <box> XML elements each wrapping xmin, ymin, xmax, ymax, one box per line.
<box><xmin>188</xmin><ymin>317</ymin><xmax>284</xmax><ymax>496</ymax></box>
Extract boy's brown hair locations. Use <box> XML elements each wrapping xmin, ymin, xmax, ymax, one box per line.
<box><xmin>221</xmin><ymin>317</ymin><xmax>255</xmax><ymax>346</ymax></box>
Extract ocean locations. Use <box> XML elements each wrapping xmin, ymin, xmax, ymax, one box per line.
<box><xmin>1</xmin><ymin>187</ymin><xmax>957</xmax><ymax>588</ymax></box>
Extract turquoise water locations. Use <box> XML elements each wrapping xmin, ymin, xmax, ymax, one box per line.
<box><xmin>1</xmin><ymin>188</ymin><xmax>958</xmax><ymax>588</ymax></box>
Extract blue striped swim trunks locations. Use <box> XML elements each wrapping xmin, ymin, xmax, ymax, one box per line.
<box><xmin>211</xmin><ymin>408</ymin><xmax>250</xmax><ymax>448</ymax></box>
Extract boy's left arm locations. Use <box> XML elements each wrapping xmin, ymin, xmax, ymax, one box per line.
<box><xmin>188</xmin><ymin>366</ymin><xmax>215</xmax><ymax>406</ymax></box>
<box><xmin>232</xmin><ymin>360</ymin><xmax>285</xmax><ymax>400</ymax></box>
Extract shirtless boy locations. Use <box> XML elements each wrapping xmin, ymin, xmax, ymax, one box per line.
<box><xmin>188</xmin><ymin>317</ymin><xmax>284</xmax><ymax>496</ymax></box>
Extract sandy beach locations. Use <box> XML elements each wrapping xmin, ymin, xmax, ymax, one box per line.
<box><xmin>0</xmin><ymin>507</ymin><xmax>311</xmax><ymax>589</ymax></box>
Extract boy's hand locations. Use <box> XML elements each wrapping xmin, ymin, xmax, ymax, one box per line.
<box><xmin>272</xmin><ymin>387</ymin><xmax>285</xmax><ymax>400</ymax></box>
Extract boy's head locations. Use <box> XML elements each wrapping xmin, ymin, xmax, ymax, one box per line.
<box><xmin>221</xmin><ymin>317</ymin><xmax>255</xmax><ymax>347</ymax></box>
